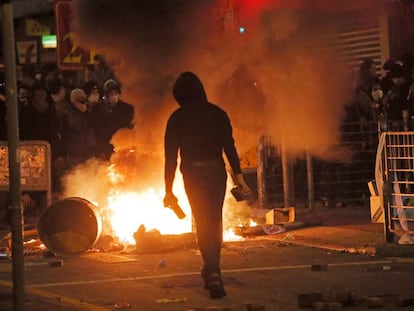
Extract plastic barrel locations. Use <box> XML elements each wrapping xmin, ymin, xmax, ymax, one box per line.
<box><xmin>37</xmin><ymin>197</ymin><xmax>102</xmax><ymax>256</ymax></box>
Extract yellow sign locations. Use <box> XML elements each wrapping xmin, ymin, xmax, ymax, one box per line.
<box><xmin>55</xmin><ymin>0</ymin><xmax>97</xmax><ymax>70</ymax></box>
<box><xmin>25</xmin><ymin>18</ymin><xmax>50</xmax><ymax>36</ymax></box>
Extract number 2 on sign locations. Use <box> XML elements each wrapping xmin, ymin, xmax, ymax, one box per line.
<box><xmin>62</xmin><ymin>32</ymin><xmax>82</xmax><ymax>64</ymax></box>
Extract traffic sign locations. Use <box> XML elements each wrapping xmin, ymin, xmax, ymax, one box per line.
<box><xmin>55</xmin><ymin>0</ymin><xmax>97</xmax><ymax>70</ymax></box>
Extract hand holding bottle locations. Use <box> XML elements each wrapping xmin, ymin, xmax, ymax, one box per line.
<box><xmin>163</xmin><ymin>192</ymin><xmax>186</xmax><ymax>219</ymax></box>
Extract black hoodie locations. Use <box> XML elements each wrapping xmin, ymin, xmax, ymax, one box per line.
<box><xmin>164</xmin><ymin>72</ymin><xmax>242</xmax><ymax>192</ymax></box>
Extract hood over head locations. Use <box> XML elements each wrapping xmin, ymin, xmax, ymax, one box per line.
<box><xmin>103</xmin><ymin>79</ymin><xmax>121</xmax><ymax>95</ymax></box>
<box><xmin>172</xmin><ymin>72</ymin><xmax>207</xmax><ymax>106</ymax></box>
<box><xmin>83</xmin><ymin>80</ymin><xmax>100</xmax><ymax>97</ymax></box>
<box><xmin>70</xmin><ymin>88</ymin><xmax>86</xmax><ymax>104</ymax></box>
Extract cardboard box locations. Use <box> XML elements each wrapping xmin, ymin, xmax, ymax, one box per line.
<box><xmin>370</xmin><ymin>196</ymin><xmax>384</xmax><ymax>223</ymax></box>
<box><xmin>265</xmin><ymin>207</ymin><xmax>295</xmax><ymax>224</ymax></box>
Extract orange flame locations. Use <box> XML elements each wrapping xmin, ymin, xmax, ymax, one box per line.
<box><xmin>104</xmin><ymin>164</ymin><xmax>192</xmax><ymax>244</ymax></box>
<box><xmin>63</xmin><ymin>158</ymin><xmax>250</xmax><ymax>245</ymax></box>
<box><xmin>106</xmin><ymin>188</ymin><xmax>192</xmax><ymax>244</ymax></box>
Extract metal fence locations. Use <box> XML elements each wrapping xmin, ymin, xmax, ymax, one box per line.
<box><xmin>378</xmin><ymin>132</ymin><xmax>414</xmax><ymax>243</ymax></box>
<box><xmin>253</xmin><ymin>121</ymin><xmax>414</xmax><ymax>243</ymax></box>
<box><xmin>255</xmin><ymin>121</ymin><xmax>379</xmax><ymax>209</ymax></box>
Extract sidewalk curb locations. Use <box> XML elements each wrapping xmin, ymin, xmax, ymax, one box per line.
<box><xmin>262</xmin><ymin>237</ymin><xmax>414</xmax><ymax>258</ymax></box>
<box><xmin>374</xmin><ymin>244</ymin><xmax>414</xmax><ymax>257</ymax></box>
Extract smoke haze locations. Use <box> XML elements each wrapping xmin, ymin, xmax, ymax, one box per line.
<box><xmin>52</xmin><ymin>0</ymin><xmax>390</xmax><ymax>235</ymax></box>
<box><xmin>67</xmin><ymin>0</ymin><xmax>388</xmax><ymax>184</ymax></box>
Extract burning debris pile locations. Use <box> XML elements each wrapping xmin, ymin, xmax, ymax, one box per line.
<box><xmin>133</xmin><ymin>225</ymin><xmax>196</xmax><ymax>253</ymax></box>
<box><xmin>0</xmin><ymin>147</ymin><xmax>322</xmax><ymax>258</ymax></box>
<box><xmin>0</xmin><ymin>187</ymin><xmax>319</xmax><ymax>258</ymax></box>
<box><xmin>54</xmin><ymin>150</ymin><xmax>261</xmax><ymax>253</ymax></box>
<box><xmin>0</xmin><ymin>226</ymin><xmax>43</xmax><ymax>259</ymax></box>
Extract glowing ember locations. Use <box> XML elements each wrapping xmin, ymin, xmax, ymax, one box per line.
<box><xmin>23</xmin><ymin>238</ymin><xmax>38</xmax><ymax>245</ymax></box>
<box><xmin>222</xmin><ymin>218</ymin><xmax>257</xmax><ymax>241</ymax></box>
<box><xmin>249</xmin><ymin>219</ymin><xmax>258</xmax><ymax>227</ymax></box>
<box><xmin>223</xmin><ymin>228</ymin><xmax>244</xmax><ymax>241</ymax></box>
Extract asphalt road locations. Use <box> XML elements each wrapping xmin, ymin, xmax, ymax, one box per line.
<box><xmin>1</xmin><ymin>237</ymin><xmax>414</xmax><ymax>311</ymax></box>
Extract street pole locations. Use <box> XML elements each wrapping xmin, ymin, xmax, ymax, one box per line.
<box><xmin>0</xmin><ymin>1</ymin><xmax>26</xmax><ymax>310</ymax></box>
<box><xmin>306</xmin><ymin>150</ymin><xmax>314</xmax><ymax>210</ymax></box>
<box><xmin>281</xmin><ymin>140</ymin><xmax>294</xmax><ymax>208</ymax></box>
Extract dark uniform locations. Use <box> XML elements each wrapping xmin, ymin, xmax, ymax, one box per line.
<box><xmin>62</xmin><ymin>105</ymin><xmax>97</xmax><ymax>169</ymax></box>
<box><xmin>93</xmin><ymin>85</ymin><xmax>134</xmax><ymax>160</ymax></box>
<box><xmin>164</xmin><ymin>72</ymin><xmax>243</xmax><ymax>299</ymax></box>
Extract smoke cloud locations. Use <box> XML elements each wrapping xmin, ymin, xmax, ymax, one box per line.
<box><xmin>57</xmin><ymin>0</ymin><xmax>388</xmax><ymax>235</ymax></box>
<box><xmin>71</xmin><ymin>0</ymin><xmax>379</xmax><ymax>164</ymax></box>
<box><xmin>67</xmin><ymin>0</ymin><xmax>388</xmax><ymax>184</ymax></box>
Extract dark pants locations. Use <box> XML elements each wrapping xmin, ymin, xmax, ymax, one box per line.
<box><xmin>182</xmin><ymin>161</ymin><xmax>227</xmax><ymax>276</ymax></box>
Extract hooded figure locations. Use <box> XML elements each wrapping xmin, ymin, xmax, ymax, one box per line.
<box><xmin>172</xmin><ymin>72</ymin><xmax>207</xmax><ymax>106</ymax></box>
<box><xmin>163</xmin><ymin>72</ymin><xmax>251</xmax><ymax>299</ymax></box>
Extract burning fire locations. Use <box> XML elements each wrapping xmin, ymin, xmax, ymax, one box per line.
<box><xmin>105</xmin><ymin>186</ymin><xmax>249</xmax><ymax>244</ymax></box>
<box><xmin>63</xmin><ymin>155</ymin><xmax>250</xmax><ymax>246</ymax></box>
<box><xmin>106</xmin><ymin>188</ymin><xmax>192</xmax><ymax>244</ymax></box>
<box><xmin>103</xmin><ymin>163</ymin><xmax>193</xmax><ymax>244</ymax></box>
<box><xmin>223</xmin><ymin>218</ymin><xmax>257</xmax><ymax>241</ymax></box>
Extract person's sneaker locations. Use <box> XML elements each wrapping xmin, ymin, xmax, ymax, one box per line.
<box><xmin>207</xmin><ymin>273</ymin><xmax>226</xmax><ymax>299</ymax></box>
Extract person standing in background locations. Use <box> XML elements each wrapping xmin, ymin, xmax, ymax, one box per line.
<box><xmin>82</xmin><ymin>80</ymin><xmax>102</xmax><ymax>113</ymax></box>
<box><xmin>62</xmin><ymin>88</ymin><xmax>98</xmax><ymax>170</ymax></box>
<box><xmin>17</xmin><ymin>83</ymin><xmax>31</xmax><ymax>111</ymax></box>
<box><xmin>93</xmin><ymin>79</ymin><xmax>134</xmax><ymax>160</ymax></box>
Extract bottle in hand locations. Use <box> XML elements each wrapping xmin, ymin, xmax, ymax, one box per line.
<box><xmin>169</xmin><ymin>202</ymin><xmax>186</xmax><ymax>219</ymax></box>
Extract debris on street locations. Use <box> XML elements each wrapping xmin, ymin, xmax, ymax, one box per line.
<box><xmin>133</xmin><ymin>224</ymin><xmax>196</xmax><ymax>253</ymax></box>
<box><xmin>156</xmin><ymin>297</ymin><xmax>187</xmax><ymax>304</ymax></box>
<box><xmin>297</xmin><ymin>286</ymin><xmax>410</xmax><ymax>310</ymax></box>
<box><xmin>1</xmin><ymin>227</ymin><xmax>46</xmax><ymax>257</ymax></box>
<box><xmin>114</xmin><ymin>302</ymin><xmax>131</xmax><ymax>309</ymax></box>
<box><xmin>235</xmin><ymin>220</ymin><xmax>321</xmax><ymax>237</ymax></box>
<box><xmin>48</xmin><ymin>259</ymin><xmax>63</xmax><ymax>267</ymax></box>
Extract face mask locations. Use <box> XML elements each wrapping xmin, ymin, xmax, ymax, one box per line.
<box><xmin>75</xmin><ymin>100</ymin><xmax>87</xmax><ymax>112</ymax></box>
<box><xmin>19</xmin><ymin>96</ymin><xmax>28</xmax><ymax>105</ymax></box>
<box><xmin>371</xmin><ymin>89</ymin><xmax>383</xmax><ymax>101</ymax></box>
<box><xmin>109</xmin><ymin>94</ymin><xmax>119</xmax><ymax>105</ymax></box>
<box><xmin>88</xmin><ymin>94</ymin><xmax>100</xmax><ymax>103</ymax></box>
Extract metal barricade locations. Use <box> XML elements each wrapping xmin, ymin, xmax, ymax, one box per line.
<box><xmin>378</xmin><ymin>132</ymin><xmax>414</xmax><ymax>243</ymax></box>
<box><xmin>0</xmin><ymin>140</ymin><xmax>52</xmax><ymax>209</ymax></box>
<box><xmin>256</xmin><ymin>121</ymin><xmax>379</xmax><ymax>210</ymax></box>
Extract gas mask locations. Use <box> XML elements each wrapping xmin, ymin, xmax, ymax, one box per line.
<box><xmin>371</xmin><ymin>89</ymin><xmax>383</xmax><ymax>102</ymax></box>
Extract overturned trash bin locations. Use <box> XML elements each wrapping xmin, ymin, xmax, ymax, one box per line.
<box><xmin>38</xmin><ymin>197</ymin><xmax>102</xmax><ymax>256</ymax></box>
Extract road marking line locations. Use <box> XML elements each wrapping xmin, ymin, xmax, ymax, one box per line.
<box><xmin>83</xmin><ymin>253</ymin><xmax>137</xmax><ymax>263</ymax></box>
<box><xmin>388</xmin><ymin>257</ymin><xmax>414</xmax><ymax>264</ymax></box>
<box><xmin>30</xmin><ymin>259</ymin><xmax>394</xmax><ymax>288</ymax></box>
<box><xmin>0</xmin><ymin>280</ymin><xmax>112</xmax><ymax>311</ymax></box>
